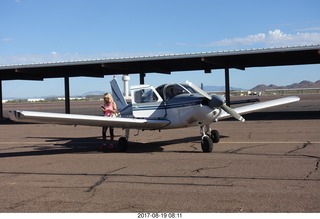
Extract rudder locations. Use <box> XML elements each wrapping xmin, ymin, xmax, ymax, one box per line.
<box><xmin>110</xmin><ymin>77</ymin><xmax>128</xmax><ymax>112</ymax></box>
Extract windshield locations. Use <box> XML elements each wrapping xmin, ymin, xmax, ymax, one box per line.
<box><xmin>180</xmin><ymin>84</ymin><xmax>196</xmax><ymax>94</ymax></box>
<box><xmin>158</xmin><ymin>83</ymin><xmax>196</xmax><ymax>100</ymax></box>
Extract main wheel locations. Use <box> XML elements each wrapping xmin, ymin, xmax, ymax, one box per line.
<box><xmin>210</xmin><ymin>130</ymin><xmax>220</xmax><ymax>143</ymax></box>
<box><xmin>201</xmin><ymin>135</ymin><xmax>213</xmax><ymax>153</ymax></box>
<box><xmin>118</xmin><ymin>137</ymin><xmax>128</xmax><ymax>152</ymax></box>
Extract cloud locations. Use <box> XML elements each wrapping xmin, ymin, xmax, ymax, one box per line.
<box><xmin>298</xmin><ymin>27</ymin><xmax>320</xmax><ymax>32</ymax></box>
<box><xmin>208</xmin><ymin>29</ymin><xmax>320</xmax><ymax>48</ymax></box>
<box><xmin>2</xmin><ymin>37</ymin><xmax>12</xmax><ymax>42</ymax></box>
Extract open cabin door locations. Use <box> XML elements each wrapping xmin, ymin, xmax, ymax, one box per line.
<box><xmin>131</xmin><ymin>85</ymin><xmax>166</xmax><ymax>118</ymax></box>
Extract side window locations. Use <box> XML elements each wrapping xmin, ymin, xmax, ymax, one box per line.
<box><xmin>133</xmin><ymin>88</ymin><xmax>158</xmax><ymax>103</ymax></box>
<box><xmin>165</xmin><ymin>85</ymin><xmax>184</xmax><ymax>100</ymax></box>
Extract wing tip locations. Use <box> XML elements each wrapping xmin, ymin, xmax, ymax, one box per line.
<box><xmin>8</xmin><ymin>110</ymin><xmax>19</xmax><ymax>121</ymax></box>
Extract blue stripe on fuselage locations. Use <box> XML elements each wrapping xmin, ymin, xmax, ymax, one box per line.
<box><xmin>132</xmin><ymin>94</ymin><xmax>204</xmax><ymax>112</ymax></box>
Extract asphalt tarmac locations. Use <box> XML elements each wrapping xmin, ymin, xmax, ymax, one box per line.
<box><xmin>0</xmin><ymin>95</ymin><xmax>320</xmax><ymax>213</ymax></box>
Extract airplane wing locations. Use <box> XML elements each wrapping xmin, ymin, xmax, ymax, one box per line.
<box><xmin>8</xmin><ymin>110</ymin><xmax>170</xmax><ymax>130</ymax></box>
<box><xmin>219</xmin><ymin>96</ymin><xmax>300</xmax><ymax>120</ymax></box>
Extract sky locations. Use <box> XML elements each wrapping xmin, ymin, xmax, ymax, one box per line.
<box><xmin>1</xmin><ymin>0</ymin><xmax>320</xmax><ymax>98</ymax></box>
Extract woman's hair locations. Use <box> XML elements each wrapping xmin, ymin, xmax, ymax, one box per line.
<box><xmin>103</xmin><ymin>93</ymin><xmax>117</xmax><ymax>110</ymax></box>
<box><xmin>103</xmin><ymin>93</ymin><xmax>114</xmax><ymax>102</ymax></box>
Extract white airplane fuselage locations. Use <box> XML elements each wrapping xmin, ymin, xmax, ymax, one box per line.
<box><xmin>164</xmin><ymin>100</ymin><xmax>221</xmax><ymax>129</ymax></box>
<box><xmin>120</xmin><ymin>83</ymin><xmax>222</xmax><ymax>129</ymax></box>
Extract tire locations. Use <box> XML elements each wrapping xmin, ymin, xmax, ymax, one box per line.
<box><xmin>201</xmin><ymin>135</ymin><xmax>213</xmax><ymax>153</ymax></box>
<box><xmin>118</xmin><ymin>137</ymin><xmax>128</xmax><ymax>152</ymax></box>
<box><xmin>210</xmin><ymin>130</ymin><xmax>220</xmax><ymax>143</ymax></box>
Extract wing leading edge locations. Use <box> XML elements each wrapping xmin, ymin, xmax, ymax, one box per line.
<box><xmin>219</xmin><ymin>96</ymin><xmax>300</xmax><ymax>119</ymax></box>
<box><xmin>8</xmin><ymin>110</ymin><xmax>170</xmax><ymax>130</ymax></box>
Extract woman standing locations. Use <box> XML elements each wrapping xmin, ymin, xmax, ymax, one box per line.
<box><xmin>101</xmin><ymin>93</ymin><xmax>117</xmax><ymax>148</ymax></box>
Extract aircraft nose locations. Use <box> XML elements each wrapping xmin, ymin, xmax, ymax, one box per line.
<box><xmin>208</xmin><ymin>94</ymin><xmax>225</xmax><ymax>108</ymax></box>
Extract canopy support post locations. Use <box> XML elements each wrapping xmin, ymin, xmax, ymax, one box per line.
<box><xmin>139</xmin><ymin>73</ymin><xmax>145</xmax><ymax>84</ymax></box>
<box><xmin>64</xmin><ymin>77</ymin><xmax>70</xmax><ymax>114</ymax></box>
<box><xmin>0</xmin><ymin>80</ymin><xmax>3</xmax><ymax>118</ymax></box>
<box><xmin>225</xmin><ymin>67</ymin><xmax>231</xmax><ymax>106</ymax></box>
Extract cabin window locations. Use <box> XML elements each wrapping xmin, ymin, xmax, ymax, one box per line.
<box><xmin>133</xmin><ymin>88</ymin><xmax>158</xmax><ymax>103</ymax></box>
<box><xmin>164</xmin><ymin>84</ymin><xmax>195</xmax><ymax>100</ymax></box>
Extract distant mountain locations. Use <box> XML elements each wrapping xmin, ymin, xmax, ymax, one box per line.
<box><xmin>203</xmin><ymin>85</ymin><xmax>244</xmax><ymax>92</ymax></box>
<box><xmin>251</xmin><ymin>80</ymin><xmax>320</xmax><ymax>91</ymax></box>
<box><xmin>82</xmin><ymin>90</ymin><xmax>105</xmax><ymax>96</ymax></box>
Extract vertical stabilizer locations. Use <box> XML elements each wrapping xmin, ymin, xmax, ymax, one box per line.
<box><xmin>110</xmin><ymin>77</ymin><xmax>128</xmax><ymax>112</ymax></box>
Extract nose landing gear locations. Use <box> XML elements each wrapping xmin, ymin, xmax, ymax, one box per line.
<box><xmin>200</xmin><ymin>125</ymin><xmax>220</xmax><ymax>153</ymax></box>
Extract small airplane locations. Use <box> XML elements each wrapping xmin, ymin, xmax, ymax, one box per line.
<box><xmin>8</xmin><ymin>78</ymin><xmax>300</xmax><ymax>153</ymax></box>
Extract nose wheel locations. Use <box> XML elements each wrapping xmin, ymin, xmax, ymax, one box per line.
<box><xmin>210</xmin><ymin>129</ymin><xmax>220</xmax><ymax>143</ymax></box>
<box><xmin>200</xmin><ymin>125</ymin><xmax>220</xmax><ymax>152</ymax></box>
<box><xmin>201</xmin><ymin>135</ymin><xmax>213</xmax><ymax>152</ymax></box>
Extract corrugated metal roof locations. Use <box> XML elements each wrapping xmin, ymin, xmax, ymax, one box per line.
<box><xmin>0</xmin><ymin>45</ymin><xmax>319</xmax><ymax>80</ymax></box>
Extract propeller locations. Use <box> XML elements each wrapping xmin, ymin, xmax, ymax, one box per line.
<box><xmin>221</xmin><ymin>104</ymin><xmax>245</xmax><ymax>122</ymax></box>
<box><xmin>186</xmin><ymin>81</ymin><xmax>245</xmax><ymax>122</ymax></box>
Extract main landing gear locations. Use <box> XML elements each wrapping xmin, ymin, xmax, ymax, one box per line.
<box><xmin>200</xmin><ymin>125</ymin><xmax>220</xmax><ymax>153</ymax></box>
<box><xmin>118</xmin><ymin>128</ymin><xmax>130</xmax><ymax>152</ymax></box>
<box><xmin>118</xmin><ymin>137</ymin><xmax>128</xmax><ymax>152</ymax></box>
<box><xmin>100</xmin><ymin>129</ymin><xmax>129</xmax><ymax>152</ymax></box>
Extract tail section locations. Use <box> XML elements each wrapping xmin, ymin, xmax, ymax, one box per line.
<box><xmin>110</xmin><ymin>77</ymin><xmax>128</xmax><ymax>112</ymax></box>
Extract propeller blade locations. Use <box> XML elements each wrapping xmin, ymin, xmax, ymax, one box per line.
<box><xmin>186</xmin><ymin>81</ymin><xmax>212</xmax><ymax>100</ymax></box>
<box><xmin>221</xmin><ymin>104</ymin><xmax>245</xmax><ymax>122</ymax></box>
